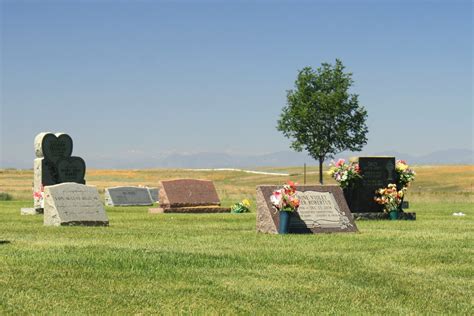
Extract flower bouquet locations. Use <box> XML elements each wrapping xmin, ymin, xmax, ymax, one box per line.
<box><xmin>374</xmin><ymin>184</ymin><xmax>405</xmax><ymax>219</ymax></box>
<box><xmin>270</xmin><ymin>181</ymin><xmax>300</xmax><ymax>234</ymax></box>
<box><xmin>328</xmin><ymin>158</ymin><xmax>361</xmax><ymax>189</ymax></box>
<box><xmin>395</xmin><ymin>160</ymin><xmax>416</xmax><ymax>189</ymax></box>
<box><xmin>231</xmin><ymin>199</ymin><xmax>251</xmax><ymax>213</ymax></box>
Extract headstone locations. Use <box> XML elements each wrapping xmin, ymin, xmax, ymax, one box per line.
<box><xmin>105</xmin><ymin>186</ymin><xmax>154</xmax><ymax>206</ymax></box>
<box><xmin>32</xmin><ymin>132</ymin><xmax>86</xmax><ymax>212</ymax></box>
<box><xmin>350</xmin><ymin>157</ymin><xmax>396</xmax><ymax>213</ymax></box>
<box><xmin>147</xmin><ymin>188</ymin><xmax>159</xmax><ymax>202</ymax></box>
<box><xmin>149</xmin><ymin>179</ymin><xmax>230</xmax><ymax>213</ymax></box>
<box><xmin>256</xmin><ymin>185</ymin><xmax>358</xmax><ymax>234</ymax></box>
<box><xmin>43</xmin><ymin>183</ymin><xmax>108</xmax><ymax>226</ymax></box>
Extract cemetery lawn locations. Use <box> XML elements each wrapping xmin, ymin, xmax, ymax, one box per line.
<box><xmin>1</xmin><ymin>166</ymin><xmax>473</xmax><ymax>314</ymax></box>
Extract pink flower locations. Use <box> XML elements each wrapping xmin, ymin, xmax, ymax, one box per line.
<box><xmin>335</xmin><ymin>158</ymin><xmax>345</xmax><ymax>167</ymax></box>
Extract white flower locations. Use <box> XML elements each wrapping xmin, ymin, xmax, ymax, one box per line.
<box><xmin>270</xmin><ymin>191</ymin><xmax>283</xmax><ymax>208</ymax></box>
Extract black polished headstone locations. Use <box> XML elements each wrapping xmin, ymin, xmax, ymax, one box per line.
<box><xmin>349</xmin><ymin>157</ymin><xmax>396</xmax><ymax>212</ymax></box>
<box><xmin>56</xmin><ymin>157</ymin><xmax>86</xmax><ymax>184</ymax></box>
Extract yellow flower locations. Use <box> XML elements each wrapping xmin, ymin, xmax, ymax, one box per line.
<box><xmin>396</xmin><ymin>163</ymin><xmax>408</xmax><ymax>171</ymax></box>
<box><xmin>242</xmin><ymin>199</ymin><xmax>251</xmax><ymax>207</ymax></box>
<box><xmin>349</xmin><ymin>156</ymin><xmax>359</xmax><ymax>163</ymax></box>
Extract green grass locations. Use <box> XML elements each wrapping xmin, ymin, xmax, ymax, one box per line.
<box><xmin>1</xmin><ymin>199</ymin><xmax>472</xmax><ymax>314</ymax></box>
<box><xmin>1</xmin><ymin>166</ymin><xmax>473</xmax><ymax>314</ymax></box>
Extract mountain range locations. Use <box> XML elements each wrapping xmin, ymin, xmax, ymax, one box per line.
<box><xmin>83</xmin><ymin>148</ymin><xmax>473</xmax><ymax>169</ymax></box>
<box><xmin>2</xmin><ymin>149</ymin><xmax>472</xmax><ymax>170</ymax></box>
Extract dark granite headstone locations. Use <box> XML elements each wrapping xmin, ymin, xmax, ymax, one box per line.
<box><xmin>350</xmin><ymin>157</ymin><xmax>396</xmax><ymax>212</ymax></box>
<box><xmin>39</xmin><ymin>133</ymin><xmax>73</xmax><ymax>163</ymax></box>
<box><xmin>256</xmin><ymin>185</ymin><xmax>358</xmax><ymax>234</ymax></box>
<box><xmin>149</xmin><ymin>179</ymin><xmax>229</xmax><ymax>213</ymax></box>
<box><xmin>56</xmin><ymin>157</ymin><xmax>86</xmax><ymax>184</ymax></box>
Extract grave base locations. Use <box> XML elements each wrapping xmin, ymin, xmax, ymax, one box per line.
<box><xmin>21</xmin><ymin>208</ymin><xmax>43</xmax><ymax>215</ymax></box>
<box><xmin>352</xmin><ymin>212</ymin><xmax>416</xmax><ymax>220</ymax></box>
<box><xmin>149</xmin><ymin>206</ymin><xmax>231</xmax><ymax>214</ymax></box>
<box><xmin>58</xmin><ymin>221</ymin><xmax>109</xmax><ymax>226</ymax></box>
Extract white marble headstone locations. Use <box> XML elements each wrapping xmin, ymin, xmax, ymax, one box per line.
<box><xmin>44</xmin><ymin>183</ymin><xmax>109</xmax><ymax>226</ymax></box>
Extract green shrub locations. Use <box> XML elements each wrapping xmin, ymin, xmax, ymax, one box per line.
<box><xmin>0</xmin><ymin>192</ymin><xmax>13</xmax><ymax>201</ymax></box>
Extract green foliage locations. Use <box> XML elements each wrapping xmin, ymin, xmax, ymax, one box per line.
<box><xmin>0</xmin><ymin>192</ymin><xmax>12</xmax><ymax>201</ymax></box>
<box><xmin>230</xmin><ymin>199</ymin><xmax>251</xmax><ymax>213</ymax></box>
<box><xmin>278</xmin><ymin>59</ymin><xmax>368</xmax><ymax>182</ymax></box>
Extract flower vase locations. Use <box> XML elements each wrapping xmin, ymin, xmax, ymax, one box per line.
<box><xmin>279</xmin><ymin>211</ymin><xmax>292</xmax><ymax>234</ymax></box>
<box><xmin>343</xmin><ymin>185</ymin><xmax>354</xmax><ymax>211</ymax></box>
<box><xmin>389</xmin><ymin>209</ymin><xmax>399</xmax><ymax>220</ymax></box>
<box><xmin>398</xmin><ymin>197</ymin><xmax>404</xmax><ymax>213</ymax></box>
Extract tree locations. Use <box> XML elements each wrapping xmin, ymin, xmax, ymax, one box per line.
<box><xmin>277</xmin><ymin>59</ymin><xmax>368</xmax><ymax>184</ymax></box>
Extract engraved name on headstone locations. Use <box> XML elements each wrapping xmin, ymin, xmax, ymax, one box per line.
<box><xmin>43</xmin><ymin>183</ymin><xmax>108</xmax><ymax>226</ymax></box>
<box><xmin>291</xmin><ymin>191</ymin><xmax>353</xmax><ymax>230</ymax></box>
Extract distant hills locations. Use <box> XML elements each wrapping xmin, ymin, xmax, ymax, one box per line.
<box><xmin>2</xmin><ymin>148</ymin><xmax>472</xmax><ymax>169</ymax></box>
<box><xmin>83</xmin><ymin>148</ymin><xmax>473</xmax><ymax>169</ymax></box>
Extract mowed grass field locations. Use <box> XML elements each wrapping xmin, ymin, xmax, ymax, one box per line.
<box><xmin>0</xmin><ymin>165</ymin><xmax>473</xmax><ymax>314</ymax></box>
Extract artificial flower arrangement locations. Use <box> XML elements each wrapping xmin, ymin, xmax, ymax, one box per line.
<box><xmin>33</xmin><ymin>185</ymin><xmax>44</xmax><ymax>208</ymax></box>
<box><xmin>395</xmin><ymin>160</ymin><xmax>416</xmax><ymax>189</ymax></box>
<box><xmin>328</xmin><ymin>158</ymin><xmax>362</xmax><ymax>189</ymax></box>
<box><xmin>374</xmin><ymin>184</ymin><xmax>405</xmax><ymax>213</ymax></box>
<box><xmin>231</xmin><ymin>199</ymin><xmax>251</xmax><ymax>213</ymax></box>
<box><xmin>270</xmin><ymin>181</ymin><xmax>300</xmax><ymax>212</ymax></box>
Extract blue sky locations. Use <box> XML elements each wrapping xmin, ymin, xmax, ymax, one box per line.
<box><xmin>1</xmin><ymin>0</ymin><xmax>472</xmax><ymax>168</ymax></box>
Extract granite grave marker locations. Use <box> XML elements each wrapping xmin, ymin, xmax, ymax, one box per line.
<box><xmin>350</xmin><ymin>157</ymin><xmax>396</xmax><ymax>213</ymax></box>
<box><xmin>149</xmin><ymin>179</ymin><xmax>230</xmax><ymax>213</ymax></box>
<box><xmin>148</xmin><ymin>188</ymin><xmax>159</xmax><ymax>202</ymax></box>
<box><xmin>43</xmin><ymin>183</ymin><xmax>109</xmax><ymax>226</ymax></box>
<box><xmin>256</xmin><ymin>185</ymin><xmax>358</xmax><ymax>234</ymax></box>
<box><xmin>105</xmin><ymin>186</ymin><xmax>154</xmax><ymax>206</ymax></box>
<box><xmin>32</xmin><ymin>132</ymin><xmax>86</xmax><ymax>212</ymax></box>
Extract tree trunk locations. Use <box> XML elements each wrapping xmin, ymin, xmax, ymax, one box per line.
<box><xmin>318</xmin><ymin>156</ymin><xmax>324</xmax><ymax>185</ymax></box>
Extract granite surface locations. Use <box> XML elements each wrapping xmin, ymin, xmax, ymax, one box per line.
<box><xmin>105</xmin><ymin>186</ymin><xmax>154</xmax><ymax>206</ymax></box>
<box><xmin>158</xmin><ymin>179</ymin><xmax>221</xmax><ymax>208</ymax></box>
<box><xmin>44</xmin><ymin>183</ymin><xmax>108</xmax><ymax>226</ymax></box>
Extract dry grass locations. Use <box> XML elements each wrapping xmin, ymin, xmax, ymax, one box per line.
<box><xmin>0</xmin><ymin>165</ymin><xmax>472</xmax><ymax>205</ymax></box>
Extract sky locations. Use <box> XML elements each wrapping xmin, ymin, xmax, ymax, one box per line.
<box><xmin>1</xmin><ymin>0</ymin><xmax>472</xmax><ymax>168</ymax></box>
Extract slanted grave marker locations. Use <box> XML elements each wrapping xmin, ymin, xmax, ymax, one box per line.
<box><xmin>256</xmin><ymin>185</ymin><xmax>358</xmax><ymax>234</ymax></box>
<box><xmin>43</xmin><ymin>183</ymin><xmax>109</xmax><ymax>226</ymax></box>
<box><xmin>149</xmin><ymin>179</ymin><xmax>229</xmax><ymax>213</ymax></box>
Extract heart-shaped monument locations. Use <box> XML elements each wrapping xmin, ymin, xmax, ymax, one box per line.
<box><xmin>56</xmin><ymin>157</ymin><xmax>86</xmax><ymax>184</ymax></box>
<box><xmin>36</xmin><ymin>133</ymin><xmax>73</xmax><ymax>163</ymax></box>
